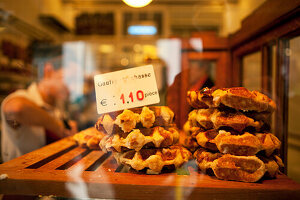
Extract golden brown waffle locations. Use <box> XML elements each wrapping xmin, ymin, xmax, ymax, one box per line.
<box><xmin>180</xmin><ymin>130</ymin><xmax>199</xmax><ymax>153</ymax></box>
<box><xmin>192</xmin><ymin>130</ymin><xmax>281</xmax><ymax>156</ymax></box>
<box><xmin>182</xmin><ymin>121</ymin><xmax>201</xmax><ymax>152</ymax></box>
<box><xmin>256</xmin><ymin>133</ymin><xmax>281</xmax><ymax>157</ymax></box>
<box><xmin>243</xmin><ymin>111</ymin><xmax>271</xmax><ymax>124</ymax></box>
<box><xmin>193</xmin><ymin>148</ymin><xmax>222</xmax><ymax>173</ymax></box>
<box><xmin>99</xmin><ymin>126</ymin><xmax>180</xmax><ymax>152</ymax></box>
<box><xmin>182</xmin><ymin>136</ymin><xmax>199</xmax><ymax>153</ymax></box>
<box><xmin>193</xmin><ymin>129</ymin><xmax>218</xmax><ymax>151</ymax></box>
<box><xmin>212</xmin><ymin>154</ymin><xmax>266</xmax><ymax>182</ymax></box>
<box><xmin>95</xmin><ymin>106</ymin><xmax>174</xmax><ymax>134</ymax></box>
<box><xmin>183</xmin><ymin>120</ymin><xmax>201</xmax><ymax>136</ymax></box>
<box><xmin>258</xmin><ymin>155</ymin><xmax>282</xmax><ymax>178</ymax></box>
<box><xmin>194</xmin><ymin>148</ymin><xmax>282</xmax><ymax>182</ymax></box>
<box><xmin>187</xmin><ymin>87</ymin><xmax>276</xmax><ymax>112</ymax></box>
<box><xmin>188</xmin><ymin>108</ymin><xmax>265</xmax><ymax>132</ymax></box>
<box><xmin>214</xmin><ymin>131</ymin><xmax>262</xmax><ymax>156</ymax></box>
<box><xmin>73</xmin><ymin>127</ymin><xmax>105</xmax><ymax>150</ymax></box>
<box><xmin>187</xmin><ymin>88</ymin><xmax>212</xmax><ymax>109</ymax></box>
<box><xmin>113</xmin><ymin>145</ymin><xmax>192</xmax><ymax>174</ymax></box>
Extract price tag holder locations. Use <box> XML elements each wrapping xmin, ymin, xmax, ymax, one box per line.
<box><xmin>94</xmin><ymin>65</ymin><xmax>160</xmax><ymax>114</ymax></box>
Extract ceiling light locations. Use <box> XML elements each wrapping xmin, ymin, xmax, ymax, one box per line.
<box><xmin>122</xmin><ymin>0</ymin><xmax>153</xmax><ymax>8</ymax></box>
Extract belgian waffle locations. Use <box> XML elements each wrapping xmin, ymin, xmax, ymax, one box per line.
<box><xmin>256</xmin><ymin>133</ymin><xmax>281</xmax><ymax>157</ymax></box>
<box><xmin>193</xmin><ymin>148</ymin><xmax>222</xmax><ymax>173</ymax></box>
<box><xmin>194</xmin><ymin>148</ymin><xmax>282</xmax><ymax>182</ymax></box>
<box><xmin>193</xmin><ymin>129</ymin><xmax>218</xmax><ymax>152</ymax></box>
<box><xmin>188</xmin><ymin>108</ymin><xmax>265</xmax><ymax>132</ymax></box>
<box><xmin>182</xmin><ymin>121</ymin><xmax>201</xmax><ymax>152</ymax></box>
<box><xmin>258</xmin><ymin>155</ymin><xmax>283</xmax><ymax>178</ymax></box>
<box><xmin>183</xmin><ymin>137</ymin><xmax>198</xmax><ymax>153</ymax></box>
<box><xmin>99</xmin><ymin>126</ymin><xmax>180</xmax><ymax>152</ymax></box>
<box><xmin>187</xmin><ymin>87</ymin><xmax>276</xmax><ymax>112</ymax></box>
<box><xmin>73</xmin><ymin>127</ymin><xmax>105</xmax><ymax>150</ymax></box>
<box><xmin>187</xmin><ymin>88</ymin><xmax>213</xmax><ymax>109</ymax></box>
<box><xmin>95</xmin><ymin>106</ymin><xmax>174</xmax><ymax>135</ymax></box>
<box><xmin>113</xmin><ymin>145</ymin><xmax>192</xmax><ymax>174</ymax></box>
<box><xmin>183</xmin><ymin>120</ymin><xmax>201</xmax><ymax>136</ymax></box>
<box><xmin>193</xmin><ymin>130</ymin><xmax>280</xmax><ymax>156</ymax></box>
<box><xmin>214</xmin><ymin>131</ymin><xmax>262</xmax><ymax>156</ymax></box>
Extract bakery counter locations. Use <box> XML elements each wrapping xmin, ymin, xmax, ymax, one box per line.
<box><xmin>0</xmin><ymin>137</ymin><xmax>300</xmax><ymax>200</ymax></box>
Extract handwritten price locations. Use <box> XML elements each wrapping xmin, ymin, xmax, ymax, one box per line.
<box><xmin>120</xmin><ymin>90</ymin><xmax>144</xmax><ymax>104</ymax></box>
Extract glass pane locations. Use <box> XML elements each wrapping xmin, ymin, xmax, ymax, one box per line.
<box><xmin>1</xmin><ymin>0</ymin><xmax>300</xmax><ymax>198</ymax></box>
<box><xmin>288</xmin><ymin>36</ymin><xmax>300</xmax><ymax>183</ymax></box>
<box><xmin>242</xmin><ymin>51</ymin><xmax>262</xmax><ymax>91</ymax></box>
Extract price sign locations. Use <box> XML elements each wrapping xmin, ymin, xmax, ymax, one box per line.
<box><xmin>94</xmin><ymin>65</ymin><xmax>160</xmax><ymax>114</ymax></box>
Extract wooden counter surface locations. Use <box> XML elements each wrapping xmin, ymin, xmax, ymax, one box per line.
<box><xmin>0</xmin><ymin>137</ymin><xmax>300</xmax><ymax>200</ymax></box>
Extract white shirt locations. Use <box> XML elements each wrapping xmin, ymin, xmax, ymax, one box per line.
<box><xmin>1</xmin><ymin>83</ymin><xmax>58</xmax><ymax>162</ymax></box>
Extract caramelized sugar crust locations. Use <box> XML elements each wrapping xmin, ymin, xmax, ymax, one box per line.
<box><xmin>114</xmin><ymin>145</ymin><xmax>192</xmax><ymax>174</ymax></box>
<box><xmin>95</xmin><ymin>106</ymin><xmax>174</xmax><ymax>135</ymax></box>
<box><xmin>99</xmin><ymin>126</ymin><xmax>180</xmax><ymax>152</ymax></box>
<box><xmin>187</xmin><ymin>87</ymin><xmax>276</xmax><ymax>112</ymax></box>
<box><xmin>194</xmin><ymin>148</ymin><xmax>282</xmax><ymax>182</ymax></box>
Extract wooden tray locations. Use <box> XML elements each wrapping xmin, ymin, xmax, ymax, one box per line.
<box><xmin>0</xmin><ymin>137</ymin><xmax>300</xmax><ymax>200</ymax></box>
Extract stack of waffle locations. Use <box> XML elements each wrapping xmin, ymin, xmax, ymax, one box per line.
<box><xmin>95</xmin><ymin>106</ymin><xmax>191</xmax><ymax>174</ymax></box>
<box><xmin>184</xmin><ymin>87</ymin><xmax>283</xmax><ymax>182</ymax></box>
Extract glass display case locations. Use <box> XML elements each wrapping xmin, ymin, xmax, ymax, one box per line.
<box><xmin>0</xmin><ymin>0</ymin><xmax>300</xmax><ymax>199</ymax></box>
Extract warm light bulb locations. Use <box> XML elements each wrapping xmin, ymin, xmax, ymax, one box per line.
<box><xmin>122</xmin><ymin>0</ymin><xmax>153</xmax><ymax>8</ymax></box>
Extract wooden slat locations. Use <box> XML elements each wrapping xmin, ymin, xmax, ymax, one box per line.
<box><xmin>26</xmin><ymin>145</ymin><xmax>77</xmax><ymax>169</ymax></box>
<box><xmin>68</xmin><ymin>150</ymin><xmax>105</xmax><ymax>171</ymax></box>
<box><xmin>37</xmin><ymin>147</ymin><xmax>88</xmax><ymax>170</ymax></box>
<box><xmin>99</xmin><ymin>154</ymin><xmax>119</xmax><ymax>172</ymax></box>
<box><xmin>84</xmin><ymin>152</ymin><xmax>112</xmax><ymax>172</ymax></box>
<box><xmin>0</xmin><ymin>137</ymin><xmax>76</xmax><ymax>170</ymax></box>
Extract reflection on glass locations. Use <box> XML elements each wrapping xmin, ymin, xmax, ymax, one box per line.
<box><xmin>188</xmin><ymin>60</ymin><xmax>216</xmax><ymax>86</ymax></box>
<box><xmin>288</xmin><ymin>36</ymin><xmax>300</xmax><ymax>183</ymax></box>
<box><xmin>157</xmin><ymin>39</ymin><xmax>181</xmax><ymax>86</ymax></box>
<box><xmin>242</xmin><ymin>51</ymin><xmax>262</xmax><ymax>91</ymax></box>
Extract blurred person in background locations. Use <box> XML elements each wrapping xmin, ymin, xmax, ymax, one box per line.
<box><xmin>1</xmin><ymin>62</ymin><xmax>77</xmax><ymax>162</ymax></box>
<box><xmin>187</xmin><ymin>60</ymin><xmax>214</xmax><ymax>91</ymax></box>
<box><xmin>167</xmin><ymin>60</ymin><xmax>214</xmax><ymax>127</ymax></box>
<box><xmin>73</xmin><ymin>75</ymin><xmax>98</xmax><ymax>130</ymax></box>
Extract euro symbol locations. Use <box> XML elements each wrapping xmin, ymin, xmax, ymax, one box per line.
<box><xmin>100</xmin><ymin>99</ymin><xmax>107</xmax><ymax>106</ymax></box>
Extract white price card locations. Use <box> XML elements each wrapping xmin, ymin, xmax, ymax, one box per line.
<box><xmin>94</xmin><ymin>65</ymin><xmax>160</xmax><ymax>114</ymax></box>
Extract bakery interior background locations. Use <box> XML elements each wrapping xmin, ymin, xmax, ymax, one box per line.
<box><xmin>0</xmin><ymin>0</ymin><xmax>300</xmax><ymax>183</ymax></box>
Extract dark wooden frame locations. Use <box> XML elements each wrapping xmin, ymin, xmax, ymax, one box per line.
<box><xmin>229</xmin><ymin>0</ymin><xmax>300</xmax><ymax>172</ymax></box>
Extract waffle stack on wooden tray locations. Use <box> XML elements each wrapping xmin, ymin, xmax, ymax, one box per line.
<box><xmin>184</xmin><ymin>87</ymin><xmax>284</xmax><ymax>182</ymax></box>
<box><xmin>95</xmin><ymin>106</ymin><xmax>191</xmax><ymax>174</ymax></box>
